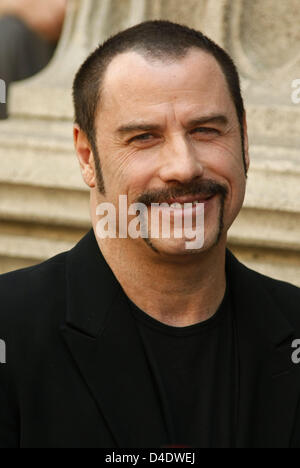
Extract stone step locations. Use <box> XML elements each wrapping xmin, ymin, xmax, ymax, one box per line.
<box><xmin>0</xmin><ymin>183</ymin><xmax>90</xmax><ymax>227</ymax></box>
<box><xmin>0</xmin><ymin>221</ymin><xmax>87</xmax><ymax>274</ymax></box>
<box><xmin>229</xmin><ymin>244</ymin><xmax>300</xmax><ymax>288</ymax></box>
<box><xmin>228</xmin><ymin>208</ymin><xmax>300</xmax><ymax>251</ymax></box>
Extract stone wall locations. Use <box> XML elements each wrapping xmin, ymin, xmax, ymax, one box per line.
<box><xmin>0</xmin><ymin>0</ymin><xmax>299</xmax><ymax>286</ymax></box>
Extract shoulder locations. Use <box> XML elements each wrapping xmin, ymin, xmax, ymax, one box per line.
<box><xmin>255</xmin><ymin>269</ymin><xmax>300</xmax><ymax>326</ymax></box>
<box><xmin>244</xmin><ymin>261</ymin><xmax>299</xmax><ymax>301</ymax></box>
<box><xmin>0</xmin><ymin>249</ymin><xmax>67</xmax><ymax>293</ymax></box>
<box><xmin>231</xmin><ymin>252</ymin><xmax>300</xmax><ymax>326</ymax></box>
<box><xmin>0</xmin><ymin>251</ymin><xmax>68</xmax><ymax>335</ymax></box>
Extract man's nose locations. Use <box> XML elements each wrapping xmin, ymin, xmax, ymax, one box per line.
<box><xmin>158</xmin><ymin>134</ymin><xmax>204</xmax><ymax>184</ymax></box>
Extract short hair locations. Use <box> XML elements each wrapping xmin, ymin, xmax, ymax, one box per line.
<box><xmin>73</xmin><ymin>20</ymin><xmax>246</xmax><ymax>192</ymax></box>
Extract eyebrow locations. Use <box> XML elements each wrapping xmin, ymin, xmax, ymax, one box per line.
<box><xmin>187</xmin><ymin>114</ymin><xmax>228</xmax><ymax>128</ymax></box>
<box><xmin>116</xmin><ymin>114</ymin><xmax>229</xmax><ymax>136</ymax></box>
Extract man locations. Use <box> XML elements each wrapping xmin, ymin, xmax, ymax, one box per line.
<box><xmin>0</xmin><ymin>20</ymin><xmax>300</xmax><ymax>448</ymax></box>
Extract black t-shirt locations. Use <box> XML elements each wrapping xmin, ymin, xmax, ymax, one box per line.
<box><xmin>127</xmin><ymin>279</ymin><xmax>238</xmax><ymax>448</ymax></box>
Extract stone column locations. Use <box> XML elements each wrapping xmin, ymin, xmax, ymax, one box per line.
<box><xmin>0</xmin><ymin>0</ymin><xmax>299</xmax><ymax>285</ymax></box>
<box><xmin>223</xmin><ymin>0</ymin><xmax>300</xmax><ymax>284</ymax></box>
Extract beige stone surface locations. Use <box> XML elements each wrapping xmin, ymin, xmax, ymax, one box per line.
<box><xmin>0</xmin><ymin>0</ymin><xmax>299</xmax><ymax>287</ymax></box>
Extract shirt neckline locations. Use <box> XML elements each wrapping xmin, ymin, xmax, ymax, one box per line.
<box><xmin>128</xmin><ymin>278</ymin><xmax>231</xmax><ymax>337</ymax></box>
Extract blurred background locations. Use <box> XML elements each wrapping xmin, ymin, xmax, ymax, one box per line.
<box><xmin>0</xmin><ymin>0</ymin><xmax>299</xmax><ymax>286</ymax></box>
<box><xmin>0</xmin><ymin>0</ymin><xmax>66</xmax><ymax>119</ymax></box>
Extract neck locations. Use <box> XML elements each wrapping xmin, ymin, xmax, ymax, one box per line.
<box><xmin>93</xmin><ymin>227</ymin><xmax>227</xmax><ymax>328</ymax></box>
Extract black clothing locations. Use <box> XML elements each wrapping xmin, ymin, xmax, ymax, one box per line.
<box><xmin>128</xmin><ymin>280</ymin><xmax>238</xmax><ymax>448</ymax></box>
<box><xmin>0</xmin><ymin>228</ymin><xmax>300</xmax><ymax>448</ymax></box>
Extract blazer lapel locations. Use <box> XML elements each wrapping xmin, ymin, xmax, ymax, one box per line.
<box><xmin>60</xmin><ymin>229</ymin><xmax>170</xmax><ymax>448</ymax></box>
<box><xmin>227</xmin><ymin>250</ymin><xmax>300</xmax><ymax>448</ymax></box>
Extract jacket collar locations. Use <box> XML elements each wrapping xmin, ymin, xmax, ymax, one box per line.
<box><xmin>61</xmin><ymin>228</ymin><xmax>299</xmax><ymax>447</ymax></box>
<box><xmin>61</xmin><ymin>229</ymin><xmax>171</xmax><ymax>447</ymax></box>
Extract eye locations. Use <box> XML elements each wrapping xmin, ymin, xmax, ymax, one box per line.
<box><xmin>129</xmin><ymin>133</ymin><xmax>154</xmax><ymax>142</ymax></box>
<box><xmin>191</xmin><ymin>127</ymin><xmax>220</xmax><ymax>135</ymax></box>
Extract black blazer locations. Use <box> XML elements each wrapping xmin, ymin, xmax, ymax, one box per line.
<box><xmin>0</xmin><ymin>228</ymin><xmax>300</xmax><ymax>448</ymax></box>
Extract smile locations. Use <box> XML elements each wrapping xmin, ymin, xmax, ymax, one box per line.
<box><xmin>156</xmin><ymin>194</ymin><xmax>215</xmax><ymax>209</ymax></box>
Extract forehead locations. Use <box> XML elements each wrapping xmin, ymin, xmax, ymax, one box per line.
<box><xmin>98</xmin><ymin>48</ymin><xmax>233</xmax><ymax>121</ymax></box>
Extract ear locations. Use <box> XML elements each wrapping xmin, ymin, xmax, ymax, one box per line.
<box><xmin>73</xmin><ymin>124</ymin><xmax>96</xmax><ymax>188</ymax></box>
<box><xmin>242</xmin><ymin>112</ymin><xmax>250</xmax><ymax>175</ymax></box>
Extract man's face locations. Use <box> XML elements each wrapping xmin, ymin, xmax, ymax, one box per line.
<box><xmin>93</xmin><ymin>48</ymin><xmax>249</xmax><ymax>256</ymax></box>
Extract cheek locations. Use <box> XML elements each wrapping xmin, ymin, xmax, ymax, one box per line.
<box><xmin>201</xmin><ymin>136</ymin><xmax>244</xmax><ymax>185</ymax></box>
<box><xmin>223</xmin><ymin>159</ymin><xmax>247</xmax><ymax>224</ymax></box>
<box><xmin>209</xmin><ymin>135</ymin><xmax>243</xmax><ymax>166</ymax></box>
<box><xmin>202</xmin><ymin>138</ymin><xmax>246</xmax><ymax>217</ymax></box>
<box><xmin>102</xmin><ymin>146</ymin><xmax>157</xmax><ymax>195</ymax></box>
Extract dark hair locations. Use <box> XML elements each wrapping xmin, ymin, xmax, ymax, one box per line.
<box><xmin>73</xmin><ymin>20</ymin><xmax>246</xmax><ymax>192</ymax></box>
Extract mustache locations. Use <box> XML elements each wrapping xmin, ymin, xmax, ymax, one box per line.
<box><xmin>135</xmin><ymin>179</ymin><xmax>228</xmax><ymax>205</ymax></box>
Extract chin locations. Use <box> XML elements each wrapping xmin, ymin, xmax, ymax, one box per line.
<box><xmin>145</xmin><ymin>236</ymin><xmax>211</xmax><ymax>257</ymax></box>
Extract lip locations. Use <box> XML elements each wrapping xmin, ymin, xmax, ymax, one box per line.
<box><xmin>150</xmin><ymin>194</ymin><xmax>216</xmax><ymax>218</ymax></box>
<box><xmin>163</xmin><ymin>194</ymin><xmax>214</xmax><ymax>205</ymax></box>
